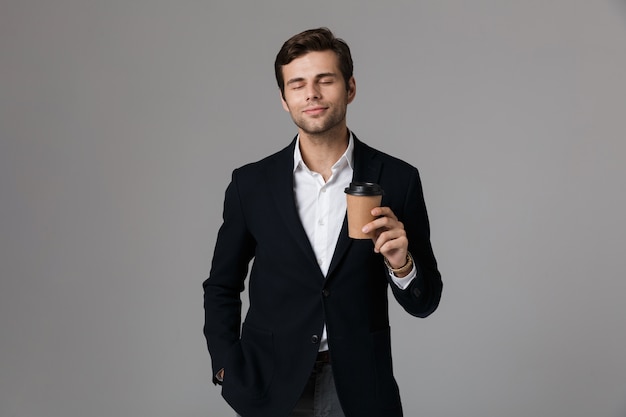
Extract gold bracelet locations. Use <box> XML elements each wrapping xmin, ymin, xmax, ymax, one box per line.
<box><xmin>384</xmin><ymin>252</ymin><xmax>414</xmax><ymax>275</ymax></box>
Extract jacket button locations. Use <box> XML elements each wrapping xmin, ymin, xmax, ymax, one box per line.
<box><xmin>322</xmin><ymin>289</ymin><xmax>330</xmax><ymax>297</ymax></box>
<box><xmin>311</xmin><ymin>335</ymin><xmax>319</xmax><ymax>344</ymax></box>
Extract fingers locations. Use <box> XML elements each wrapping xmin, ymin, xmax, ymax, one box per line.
<box><xmin>374</xmin><ymin>227</ymin><xmax>407</xmax><ymax>255</ymax></box>
<box><xmin>371</xmin><ymin>206</ymin><xmax>397</xmax><ymax>220</ymax></box>
<box><xmin>361</xmin><ymin>207</ymin><xmax>408</xmax><ymax>263</ymax></box>
<box><xmin>361</xmin><ymin>207</ymin><xmax>397</xmax><ymax>235</ymax></box>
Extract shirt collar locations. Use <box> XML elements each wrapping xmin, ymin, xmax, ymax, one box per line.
<box><xmin>293</xmin><ymin>131</ymin><xmax>355</xmax><ymax>173</ymax></box>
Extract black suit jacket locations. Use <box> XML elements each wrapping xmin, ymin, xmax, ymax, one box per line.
<box><xmin>203</xmin><ymin>135</ymin><xmax>442</xmax><ymax>417</ymax></box>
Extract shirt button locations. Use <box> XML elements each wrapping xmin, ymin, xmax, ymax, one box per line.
<box><xmin>311</xmin><ymin>335</ymin><xmax>319</xmax><ymax>344</ymax></box>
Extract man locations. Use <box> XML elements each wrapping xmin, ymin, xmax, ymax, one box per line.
<box><xmin>203</xmin><ymin>28</ymin><xmax>442</xmax><ymax>417</ymax></box>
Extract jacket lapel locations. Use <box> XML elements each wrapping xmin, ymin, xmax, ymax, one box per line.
<box><xmin>326</xmin><ymin>136</ymin><xmax>382</xmax><ymax>279</ymax></box>
<box><xmin>267</xmin><ymin>138</ymin><xmax>322</xmax><ymax>272</ymax></box>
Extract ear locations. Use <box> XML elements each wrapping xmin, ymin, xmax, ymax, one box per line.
<box><xmin>347</xmin><ymin>76</ymin><xmax>356</xmax><ymax>104</ymax></box>
<box><xmin>280</xmin><ymin>90</ymin><xmax>290</xmax><ymax>112</ymax></box>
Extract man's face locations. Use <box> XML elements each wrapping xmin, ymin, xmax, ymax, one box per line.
<box><xmin>280</xmin><ymin>50</ymin><xmax>356</xmax><ymax>137</ymax></box>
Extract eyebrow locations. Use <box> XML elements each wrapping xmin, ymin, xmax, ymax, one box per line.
<box><xmin>286</xmin><ymin>72</ymin><xmax>338</xmax><ymax>85</ymax></box>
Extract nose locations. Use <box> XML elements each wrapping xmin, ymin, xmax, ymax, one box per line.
<box><xmin>306</xmin><ymin>84</ymin><xmax>321</xmax><ymax>101</ymax></box>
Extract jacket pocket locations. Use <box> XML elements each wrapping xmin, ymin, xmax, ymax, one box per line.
<box><xmin>223</xmin><ymin>322</ymin><xmax>275</xmax><ymax>400</ymax></box>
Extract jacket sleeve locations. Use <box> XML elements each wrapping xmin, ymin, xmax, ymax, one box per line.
<box><xmin>202</xmin><ymin>169</ymin><xmax>255</xmax><ymax>384</ymax></box>
<box><xmin>388</xmin><ymin>167</ymin><xmax>443</xmax><ymax>318</ymax></box>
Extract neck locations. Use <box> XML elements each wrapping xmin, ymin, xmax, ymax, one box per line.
<box><xmin>298</xmin><ymin>126</ymin><xmax>349</xmax><ymax>181</ymax></box>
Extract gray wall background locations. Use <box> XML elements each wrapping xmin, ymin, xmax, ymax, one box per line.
<box><xmin>1</xmin><ymin>1</ymin><xmax>625</xmax><ymax>416</ymax></box>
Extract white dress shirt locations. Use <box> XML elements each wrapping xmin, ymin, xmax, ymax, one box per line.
<box><xmin>293</xmin><ymin>133</ymin><xmax>416</xmax><ymax>351</ymax></box>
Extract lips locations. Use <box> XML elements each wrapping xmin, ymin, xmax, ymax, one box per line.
<box><xmin>303</xmin><ymin>106</ymin><xmax>328</xmax><ymax>116</ymax></box>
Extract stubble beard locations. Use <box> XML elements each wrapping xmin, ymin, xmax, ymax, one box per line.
<box><xmin>291</xmin><ymin>104</ymin><xmax>348</xmax><ymax>139</ymax></box>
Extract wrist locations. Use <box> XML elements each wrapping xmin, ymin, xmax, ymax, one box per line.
<box><xmin>384</xmin><ymin>252</ymin><xmax>413</xmax><ymax>277</ymax></box>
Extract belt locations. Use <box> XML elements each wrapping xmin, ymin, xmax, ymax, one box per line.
<box><xmin>316</xmin><ymin>350</ymin><xmax>331</xmax><ymax>363</ymax></box>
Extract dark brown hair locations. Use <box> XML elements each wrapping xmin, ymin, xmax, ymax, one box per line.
<box><xmin>274</xmin><ymin>27</ymin><xmax>353</xmax><ymax>98</ymax></box>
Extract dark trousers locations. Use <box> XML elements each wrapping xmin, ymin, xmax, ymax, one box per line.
<box><xmin>236</xmin><ymin>353</ymin><xmax>345</xmax><ymax>417</ymax></box>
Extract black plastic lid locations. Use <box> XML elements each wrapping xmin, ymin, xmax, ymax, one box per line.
<box><xmin>344</xmin><ymin>182</ymin><xmax>384</xmax><ymax>196</ymax></box>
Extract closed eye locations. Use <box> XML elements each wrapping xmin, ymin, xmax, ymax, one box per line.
<box><xmin>318</xmin><ymin>75</ymin><xmax>336</xmax><ymax>85</ymax></box>
<box><xmin>286</xmin><ymin>78</ymin><xmax>306</xmax><ymax>90</ymax></box>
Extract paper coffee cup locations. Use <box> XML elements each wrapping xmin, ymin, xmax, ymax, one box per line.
<box><xmin>344</xmin><ymin>182</ymin><xmax>384</xmax><ymax>239</ymax></box>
